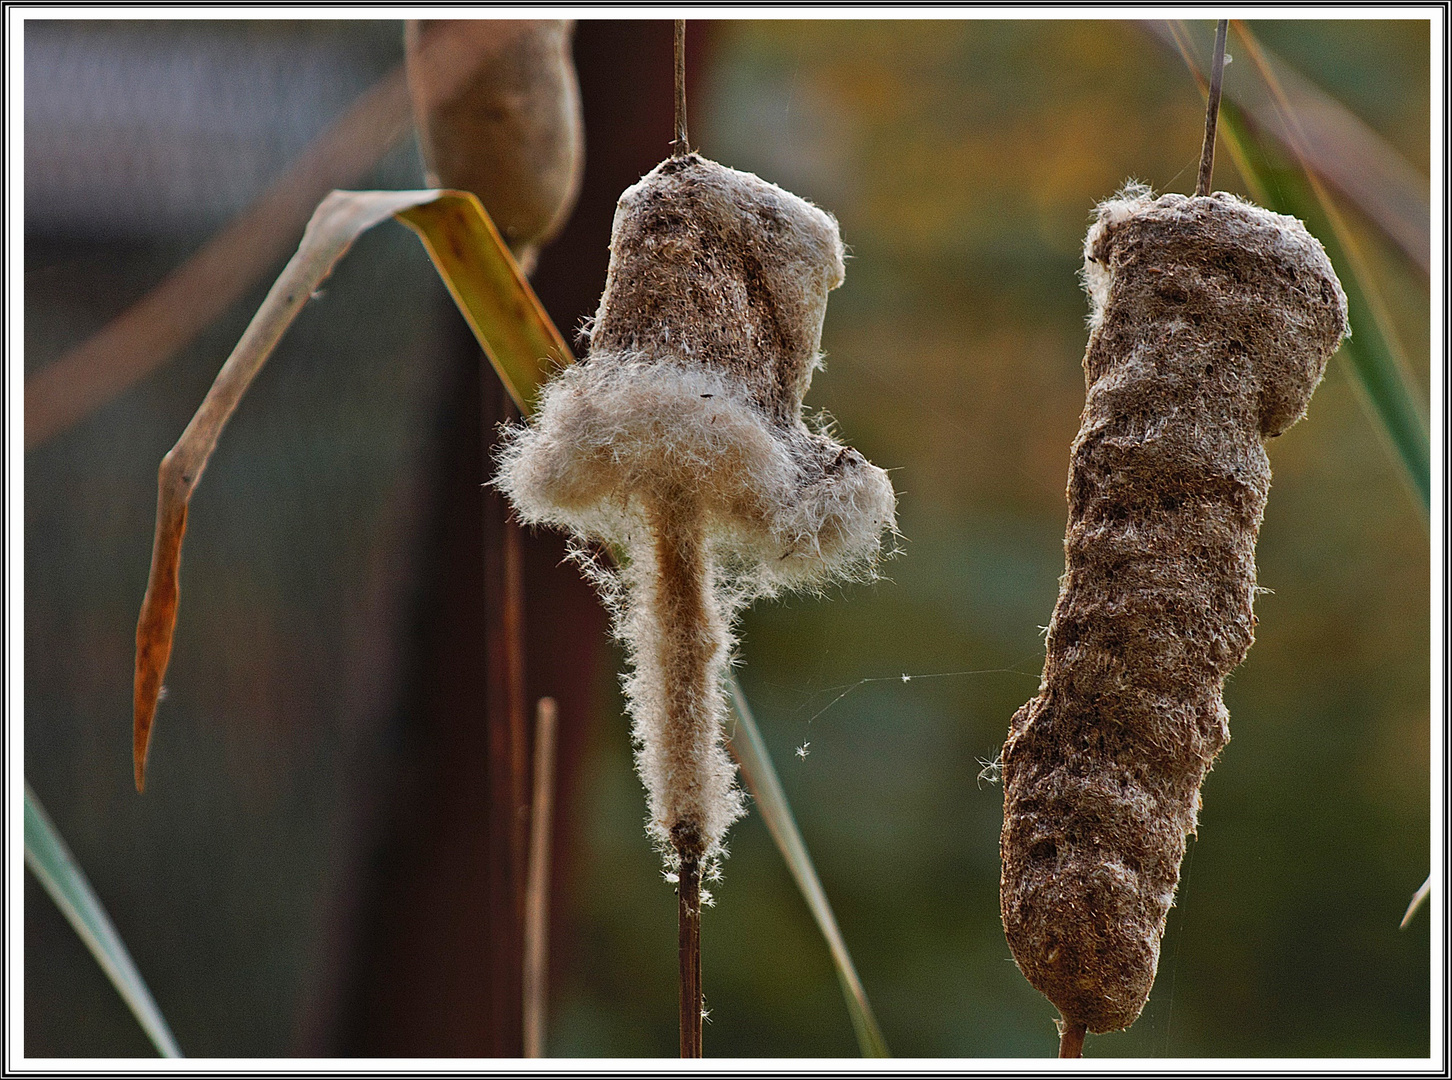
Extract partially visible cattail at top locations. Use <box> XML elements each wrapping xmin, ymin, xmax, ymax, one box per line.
<box><xmin>405</xmin><ymin>19</ymin><xmax>584</xmax><ymax>271</ymax></box>
<box><xmin>998</xmin><ymin>184</ymin><xmax>1349</xmax><ymax>1049</ymax></box>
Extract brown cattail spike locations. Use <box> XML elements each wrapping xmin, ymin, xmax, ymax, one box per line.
<box><xmin>405</xmin><ymin>20</ymin><xmax>584</xmax><ymax>270</ymax></box>
<box><xmin>1000</xmin><ymin>185</ymin><xmax>1347</xmax><ymax>1037</ymax></box>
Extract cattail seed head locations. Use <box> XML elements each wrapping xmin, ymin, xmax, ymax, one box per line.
<box><xmin>999</xmin><ymin>186</ymin><xmax>1347</xmax><ymax>1034</ymax></box>
<box><xmin>498</xmin><ymin>154</ymin><xmax>895</xmax><ymax>860</ymax></box>
<box><xmin>405</xmin><ymin>20</ymin><xmax>584</xmax><ymax>268</ymax></box>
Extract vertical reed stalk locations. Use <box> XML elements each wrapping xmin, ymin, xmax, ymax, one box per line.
<box><xmin>675</xmin><ymin>826</ymin><xmax>704</xmax><ymax>1058</ymax></box>
<box><xmin>646</xmin><ymin>495</ymin><xmax>712</xmax><ymax>1058</ymax></box>
<box><xmin>523</xmin><ymin>697</ymin><xmax>559</xmax><ymax>1058</ymax></box>
<box><xmin>486</xmin><ymin>389</ymin><xmax>530</xmax><ymax>1055</ymax></box>
<box><xmin>1195</xmin><ymin>19</ymin><xmax>1229</xmax><ymax>197</ymax></box>
<box><xmin>672</xmin><ymin>20</ymin><xmax>689</xmax><ymax>156</ymax></box>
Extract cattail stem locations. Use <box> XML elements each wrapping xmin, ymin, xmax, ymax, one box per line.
<box><xmin>1195</xmin><ymin>19</ymin><xmax>1229</xmax><ymax>197</ymax></box>
<box><xmin>523</xmin><ymin>697</ymin><xmax>559</xmax><ymax>1058</ymax></box>
<box><xmin>675</xmin><ymin>824</ymin><xmax>704</xmax><ymax>1058</ymax></box>
<box><xmin>486</xmin><ymin>391</ymin><xmax>530</xmax><ymax>1054</ymax></box>
<box><xmin>672</xmin><ymin>20</ymin><xmax>689</xmax><ymax>156</ymax></box>
<box><xmin>646</xmin><ymin>495</ymin><xmax>714</xmax><ymax>1057</ymax></box>
<box><xmin>1058</xmin><ymin>1018</ymin><xmax>1087</xmax><ymax>1059</ymax></box>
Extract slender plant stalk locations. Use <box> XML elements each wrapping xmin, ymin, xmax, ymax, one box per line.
<box><xmin>645</xmin><ymin>494</ymin><xmax>712</xmax><ymax>1059</ymax></box>
<box><xmin>523</xmin><ymin>697</ymin><xmax>559</xmax><ymax>1057</ymax></box>
<box><xmin>672</xmin><ymin>20</ymin><xmax>689</xmax><ymax>156</ymax></box>
<box><xmin>1059</xmin><ymin>1019</ymin><xmax>1087</xmax><ymax>1059</ymax></box>
<box><xmin>1195</xmin><ymin>20</ymin><xmax>1229</xmax><ymax>197</ymax></box>
<box><xmin>676</xmin><ymin>836</ymin><xmax>704</xmax><ymax>1058</ymax></box>
<box><xmin>664</xmin><ymin>23</ymin><xmax>702</xmax><ymax>1056</ymax></box>
<box><xmin>485</xmin><ymin>389</ymin><xmax>530</xmax><ymax>1055</ymax></box>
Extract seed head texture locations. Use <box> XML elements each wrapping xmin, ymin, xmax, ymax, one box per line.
<box><xmin>498</xmin><ymin>154</ymin><xmax>896</xmax><ymax>860</ymax></box>
<box><xmin>1000</xmin><ymin>186</ymin><xmax>1348</xmax><ymax>1034</ymax></box>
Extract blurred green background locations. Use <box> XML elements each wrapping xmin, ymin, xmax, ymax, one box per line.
<box><xmin>23</xmin><ymin>18</ymin><xmax>1431</xmax><ymax>1059</ymax></box>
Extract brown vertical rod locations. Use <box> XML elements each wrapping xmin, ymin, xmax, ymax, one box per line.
<box><xmin>485</xmin><ymin>384</ymin><xmax>530</xmax><ymax>1056</ymax></box>
<box><xmin>671</xmin><ymin>20</ymin><xmax>689</xmax><ymax>156</ymax></box>
<box><xmin>675</xmin><ymin>830</ymin><xmax>703</xmax><ymax>1058</ymax></box>
<box><xmin>1058</xmin><ymin>1018</ymin><xmax>1087</xmax><ymax>1059</ymax></box>
<box><xmin>1195</xmin><ymin>19</ymin><xmax>1230</xmax><ymax>198</ymax></box>
<box><xmin>522</xmin><ymin>697</ymin><xmax>559</xmax><ymax>1058</ymax></box>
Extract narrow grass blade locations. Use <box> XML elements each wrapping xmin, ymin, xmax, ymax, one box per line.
<box><xmin>24</xmin><ymin>784</ymin><xmax>182</xmax><ymax>1058</ymax></box>
<box><xmin>1146</xmin><ymin>19</ymin><xmax>1429</xmax><ymax>274</ymax></box>
<box><xmin>396</xmin><ymin>194</ymin><xmax>572</xmax><ymax>413</ymax></box>
<box><xmin>725</xmin><ymin>677</ymin><xmax>890</xmax><ymax>1058</ymax></box>
<box><xmin>1219</xmin><ymin>107</ymin><xmax>1430</xmax><ymax>519</ymax></box>
<box><xmin>1227</xmin><ymin>22</ymin><xmax>1429</xmax><ymax>519</ymax></box>
<box><xmin>1401</xmin><ymin>874</ymin><xmax>1431</xmax><ymax>929</ymax></box>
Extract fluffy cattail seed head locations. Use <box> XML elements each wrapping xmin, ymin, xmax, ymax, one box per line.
<box><xmin>405</xmin><ymin>20</ymin><xmax>584</xmax><ymax>268</ymax></box>
<box><xmin>497</xmin><ymin>154</ymin><xmax>896</xmax><ymax>859</ymax></box>
<box><xmin>999</xmin><ymin>186</ymin><xmax>1347</xmax><ymax>1035</ymax></box>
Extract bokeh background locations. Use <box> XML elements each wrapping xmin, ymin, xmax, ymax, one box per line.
<box><xmin>22</xmin><ymin>17</ymin><xmax>1433</xmax><ymax>1059</ymax></box>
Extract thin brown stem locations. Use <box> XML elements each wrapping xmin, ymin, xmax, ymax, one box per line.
<box><xmin>674</xmin><ymin>823</ymin><xmax>704</xmax><ymax>1058</ymax></box>
<box><xmin>671</xmin><ymin>20</ymin><xmax>689</xmax><ymax>156</ymax></box>
<box><xmin>486</xmin><ymin>388</ymin><xmax>530</xmax><ymax>1055</ymax></box>
<box><xmin>523</xmin><ymin>697</ymin><xmax>559</xmax><ymax>1058</ymax></box>
<box><xmin>644</xmin><ymin>494</ymin><xmax>714</xmax><ymax>1057</ymax></box>
<box><xmin>1195</xmin><ymin>19</ymin><xmax>1229</xmax><ymax>197</ymax></box>
<box><xmin>1058</xmin><ymin>1017</ymin><xmax>1087</xmax><ymax>1059</ymax></box>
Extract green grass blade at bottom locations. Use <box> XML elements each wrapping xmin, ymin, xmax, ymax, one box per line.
<box><xmin>725</xmin><ymin>678</ymin><xmax>891</xmax><ymax>1058</ymax></box>
<box><xmin>24</xmin><ymin>784</ymin><xmax>182</xmax><ymax>1058</ymax></box>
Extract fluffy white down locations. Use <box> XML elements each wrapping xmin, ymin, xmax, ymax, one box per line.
<box><xmin>495</xmin><ymin>354</ymin><xmax>895</xmax><ymax>860</ymax></box>
<box><xmin>496</xmin><ymin>353</ymin><xmax>896</xmax><ymax>597</ymax></box>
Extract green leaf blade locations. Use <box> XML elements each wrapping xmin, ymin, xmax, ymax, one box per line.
<box><xmin>725</xmin><ymin>679</ymin><xmax>891</xmax><ymax>1058</ymax></box>
<box><xmin>24</xmin><ymin>784</ymin><xmax>182</xmax><ymax>1058</ymax></box>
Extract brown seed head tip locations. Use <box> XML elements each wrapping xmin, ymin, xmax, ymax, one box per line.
<box><xmin>405</xmin><ymin>20</ymin><xmax>584</xmax><ymax>254</ymax></box>
<box><xmin>1083</xmin><ymin>185</ymin><xmax>1349</xmax><ymax>438</ymax></box>
<box><xmin>1001</xmin><ymin>184</ymin><xmax>1346</xmax><ymax>1035</ymax></box>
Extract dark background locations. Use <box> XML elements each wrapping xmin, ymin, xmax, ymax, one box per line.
<box><xmin>22</xmin><ymin>18</ymin><xmax>1433</xmax><ymax>1058</ymax></box>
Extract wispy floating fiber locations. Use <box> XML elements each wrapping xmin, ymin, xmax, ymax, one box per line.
<box><xmin>1000</xmin><ymin>186</ymin><xmax>1348</xmax><ymax>1035</ymax></box>
<box><xmin>498</xmin><ymin>153</ymin><xmax>896</xmax><ymax>864</ymax></box>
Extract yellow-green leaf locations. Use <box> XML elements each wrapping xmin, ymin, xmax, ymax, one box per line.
<box><xmin>396</xmin><ymin>193</ymin><xmax>572</xmax><ymax>414</ymax></box>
